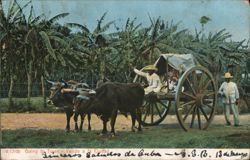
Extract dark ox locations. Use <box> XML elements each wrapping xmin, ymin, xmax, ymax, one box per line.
<box><xmin>74</xmin><ymin>82</ymin><xmax>145</xmax><ymax>135</ymax></box>
<box><xmin>47</xmin><ymin>80</ymin><xmax>91</xmax><ymax>132</ymax></box>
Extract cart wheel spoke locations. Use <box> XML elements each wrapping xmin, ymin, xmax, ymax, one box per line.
<box><xmin>197</xmin><ymin>107</ymin><xmax>201</xmax><ymax>129</ymax></box>
<box><xmin>198</xmin><ymin>71</ymin><xmax>208</xmax><ymax>89</ymax></box>
<box><xmin>192</xmin><ymin>71</ymin><xmax>198</xmax><ymax>92</ymax></box>
<box><xmin>154</xmin><ymin>103</ymin><xmax>163</xmax><ymax>119</ymax></box>
<box><xmin>186</xmin><ymin>77</ymin><xmax>196</xmax><ymax>95</ymax></box>
<box><xmin>157</xmin><ymin>100</ymin><xmax>169</xmax><ymax>109</ymax></box>
<box><xmin>199</xmin><ymin>106</ymin><xmax>209</xmax><ymax>121</ymax></box>
<box><xmin>203</xmin><ymin>104</ymin><xmax>213</xmax><ymax>109</ymax></box>
<box><xmin>203</xmin><ymin>98</ymin><xmax>213</xmax><ymax>104</ymax></box>
<box><xmin>141</xmin><ymin>100</ymin><xmax>170</xmax><ymax>126</ymax></box>
<box><xmin>204</xmin><ymin>91</ymin><xmax>215</xmax><ymax>97</ymax></box>
<box><xmin>143</xmin><ymin>106</ymin><xmax>150</xmax><ymax>122</ymax></box>
<box><xmin>180</xmin><ymin>100</ymin><xmax>195</xmax><ymax>108</ymax></box>
<box><xmin>151</xmin><ymin>104</ymin><xmax>154</xmax><ymax>123</ymax></box>
<box><xmin>182</xmin><ymin>91</ymin><xmax>196</xmax><ymax>99</ymax></box>
<box><xmin>202</xmin><ymin>79</ymin><xmax>212</xmax><ymax>91</ymax></box>
<box><xmin>183</xmin><ymin>104</ymin><xmax>195</xmax><ymax>122</ymax></box>
<box><xmin>190</xmin><ymin>106</ymin><xmax>196</xmax><ymax>128</ymax></box>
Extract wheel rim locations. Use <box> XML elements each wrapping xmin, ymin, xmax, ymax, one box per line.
<box><xmin>175</xmin><ymin>66</ymin><xmax>217</xmax><ymax>131</ymax></box>
<box><xmin>141</xmin><ymin>99</ymin><xmax>170</xmax><ymax>126</ymax></box>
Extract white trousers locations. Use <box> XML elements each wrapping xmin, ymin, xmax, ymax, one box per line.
<box><xmin>223</xmin><ymin>103</ymin><xmax>240</xmax><ymax>125</ymax></box>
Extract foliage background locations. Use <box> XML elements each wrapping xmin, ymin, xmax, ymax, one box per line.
<box><xmin>0</xmin><ymin>0</ymin><xmax>249</xmax><ymax>111</ymax></box>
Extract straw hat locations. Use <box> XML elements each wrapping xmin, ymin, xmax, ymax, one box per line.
<box><xmin>144</xmin><ymin>65</ymin><xmax>158</xmax><ymax>71</ymax></box>
<box><xmin>224</xmin><ymin>72</ymin><xmax>233</xmax><ymax>79</ymax></box>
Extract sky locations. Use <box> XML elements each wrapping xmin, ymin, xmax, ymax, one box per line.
<box><xmin>3</xmin><ymin>0</ymin><xmax>250</xmax><ymax>43</ymax></box>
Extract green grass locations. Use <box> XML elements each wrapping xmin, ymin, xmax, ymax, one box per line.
<box><xmin>1</xmin><ymin>125</ymin><xmax>249</xmax><ymax>148</ymax></box>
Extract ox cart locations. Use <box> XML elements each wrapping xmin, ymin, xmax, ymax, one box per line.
<box><xmin>134</xmin><ymin>54</ymin><xmax>217</xmax><ymax>131</ymax></box>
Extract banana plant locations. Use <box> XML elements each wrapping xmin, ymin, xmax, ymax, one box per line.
<box><xmin>0</xmin><ymin>0</ymin><xmax>30</xmax><ymax>107</ymax></box>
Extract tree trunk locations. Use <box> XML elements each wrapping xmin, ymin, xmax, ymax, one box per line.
<box><xmin>100</xmin><ymin>60</ymin><xmax>105</xmax><ymax>80</ymax></box>
<box><xmin>149</xmin><ymin>48</ymin><xmax>154</xmax><ymax>64</ymax></box>
<box><xmin>214</xmin><ymin>71</ymin><xmax>220</xmax><ymax>90</ymax></box>
<box><xmin>99</xmin><ymin>48</ymin><xmax>105</xmax><ymax>81</ymax></box>
<box><xmin>8</xmin><ymin>74</ymin><xmax>14</xmax><ymax>108</ymax></box>
<box><xmin>41</xmin><ymin>75</ymin><xmax>47</xmax><ymax>108</ymax></box>
<box><xmin>0</xmin><ymin>42</ymin><xmax>2</xmax><ymax>99</ymax></box>
<box><xmin>0</xmin><ymin>0</ymin><xmax>4</xmax><ymax>21</ymax></box>
<box><xmin>27</xmin><ymin>61</ymin><xmax>32</xmax><ymax>109</ymax></box>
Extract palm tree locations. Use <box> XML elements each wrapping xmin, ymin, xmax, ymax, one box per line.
<box><xmin>183</xmin><ymin>28</ymin><xmax>248</xmax><ymax>85</ymax></box>
<box><xmin>33</xmin><ymin>13</ymin><xmax>75</xmax><ymax>107</ymax></box>
<box><xmin>67</xmin><ymin>12</ymin><xmax>115</xmax><ymax>85</ymax></box>
<box><xmin>111</xmin><ymin>17</ymin><xmax>142</xmax><ymax>82</ymax></box>
<box><xmin>92</xmin><ymin>12</ymin><xmax>115</xmax><ymax>83</ymax></box>
<box><xmin>0</xmin><ymin>0</ymin><xmax>29</xmax><ymax>107</ymax></box>
<box><xmin>139</xmin><ymin>17</ymin><xmax>181</xmax><ymax>64</ymax></box>
<box><xmin>0</xmin><ymin>0</ymin><xmax>3</xmax><ymax>99</ymax></box>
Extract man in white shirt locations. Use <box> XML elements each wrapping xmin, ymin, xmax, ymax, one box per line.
<box><xmin>131</xmin><ymin>64</ymin><xmax>162</xmax><ymax>95</ymax></box>
<box><xmin>218</xmin><ymin>72</ymin><xmax>240</xmax><ymax>126</ymax></box>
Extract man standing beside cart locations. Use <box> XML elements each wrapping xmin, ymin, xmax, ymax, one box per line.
<box><xmin>218</xmin><ymin>72</ymin><xmax>240</xmax><ymax>127</ymax></box>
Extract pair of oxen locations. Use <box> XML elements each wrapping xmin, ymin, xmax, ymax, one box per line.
<box><xmin>47</xmin><ymin>80</ymin><xmax>145</xmax><ymax>136</ymax></box>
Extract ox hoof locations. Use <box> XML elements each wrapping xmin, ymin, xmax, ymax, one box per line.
<box><xmin>65</xmin><ymin>127</ymin><xmax>70</xmax><ymax>132</ymax></box>
<box><xmin>99</xmin><ymin>132</ymin><xmax>107</xmax><ymax>136</ymax></box>
<box><xmin>110</xmin><ymin>133</ymin><xmax>116</xmax><ymax>137</ymax></box>
<box><xmin>74</xmin><ymin>129</ymin><xmax>80</xmax><ymax>133</ymax></box>
<box><xmin>131</xmin><ymin>127</ymin><xmax>136</xmax><ymax>132</ymax></box>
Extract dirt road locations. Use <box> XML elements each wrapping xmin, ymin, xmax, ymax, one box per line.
<box><xmin>1</xmin><ymin>113</ymin><xmax>250</xmax><ymax>131</ymax></box>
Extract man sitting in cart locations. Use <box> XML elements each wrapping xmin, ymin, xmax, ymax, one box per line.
<box><xmin>130</xmin><ymin>64</ymin><xmax>162</xmax><ymax>95</ymax></box>
<box><xmin>167</xmin><ymin>68</ymin><xmax>179</xmax><ymax>92</ymax></box>
<box><xmin>160</xmin><ymin>67</ymin><xmax>180</xmax><ymax>93</ymax></box>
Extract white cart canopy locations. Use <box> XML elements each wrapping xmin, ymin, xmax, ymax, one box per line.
<box><xmin>154</xmin><ymin>54</ymin><xmax>198</xmax><ymax>73</ymax></box>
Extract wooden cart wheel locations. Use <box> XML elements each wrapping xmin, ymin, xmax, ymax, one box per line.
<box><xmin>133</xmin><ymin>70</ymin><xmax>171</xmax><ymax>126</ymax></box>
<box><xmin>175</xmin><ymin>66</ymin><xmax>217</xmax><ymax>131</ymax></box>
<box><xmin>141</xmin><ymin>98</ymin><xmax>171</xmax><ymax>126</ymax></box>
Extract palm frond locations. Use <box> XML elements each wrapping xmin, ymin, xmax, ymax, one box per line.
<box><xmin>14</xmin><ymin>0</ymin><xmax>31</xmax><ymax>23</ymax></box>
<box><xmin>133</xmin><ymin>23</ymin><xmax>142</xmax><ymax>32</ymax></box>
<box><xmin>48</xmin><ymin>13</ymin><xmax>69</xmax><ymax>24</ymax></box>
<box><xmin>25</xmin><ymin>28</ymin><xmax>34</xmax><ymax>43</ymax></box>
<box><xmin>99</xmin><ymin>20</ymin><xmax>115</xmax><ymax>33</ymax></box>
<box><xmin>147</xmin><ymin>13</ymin><xmax>154</xmax><ymax>25</ymax></box>
<box><xmin>94</xmin><ymin>12</ymin><xmax>108</xmax><ymax>33</ymax></box>
<box><xmin>66</xmin><ymin>23</ymin><xmax>90</xmax><ymax>33</ymax></box>
<box><xmin>0</xmin><ymin>30</ymin><xmax>7</xmax><ymax>42</ymax></box>
<box><xmin>49</xmin><ymin>35</ymin><xmax>70</xmax><ymax>49</ymax></box>
<box><xmin>39</xmin><ymin>31</ymin><xmax>57</xmax><ymax>60</ymax></box>
<box><xmin>57</xmin><ymin>53</ymin><xmax>66</xmax><ymax>66</ymax></box>
<box><xmin>28</xmin><ymin>4</ymin><xmax>35</xmax><ymax>24</ymax></box>
<box><xmin>31</xmin><ymin>14</ymin><xmax>45</xmax><ymax>25</ymax></box>
<box><xmin>125</xmin><ymin>18</ymin><xmax>130</xmax><ymax>30</ymax></box>
<box><xmin>7</xmin><ymin>1</ymin><xmax>23</xmax><ymax>24</ymax></box>
<box><xmin>151</xmin><ymin>17</ymin><xmax>161</xmax><ymax>41</ymax></box>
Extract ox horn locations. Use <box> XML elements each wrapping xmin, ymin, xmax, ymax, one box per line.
<box><xmin>47</xmin><ymin>80</ymin><xmax>57</xmax><ymax>85</ymax></box>
<box><xmin>79</xmin><ymin>83</ymin><xmax>89</xmax><ymax>88</ymax></box>
<box><xmin>88</xmin><ymin>90</ymin><xmax>96</xmax><ymax>95</ymax></box>
<box><xmin>76</xmin><ymin>95</ymin><xmax>90</xmax><ymax>101</ymax></box>
<box><xmin>60</xmin><ymin>79</ymin><xmax>68</xmax><ymax>87</ymax></box>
